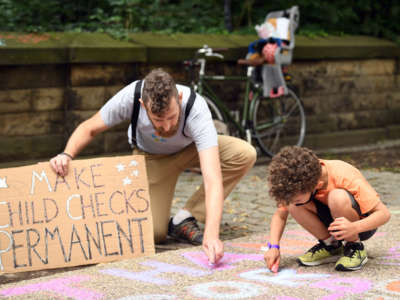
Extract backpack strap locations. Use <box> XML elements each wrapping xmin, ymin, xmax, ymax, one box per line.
<box><xmin>130</xmin><ymin>80</ymin><xmax>143</xmax><ymax>147</ymax></box>
<box><xmin>182</xmin><ymin>88</ymin><xmax>196</xmax><ymax>137</ymax></box>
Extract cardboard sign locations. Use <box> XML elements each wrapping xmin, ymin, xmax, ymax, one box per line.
<box><xmin>0</xmin><ymin>155</ymin><xmax>155</xmax><ymax>274</ymax></box>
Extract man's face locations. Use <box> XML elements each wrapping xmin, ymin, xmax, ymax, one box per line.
<box><xmin>145</xmin><ymin>96</ymin><xmax>181</xmax><ymax>138</ymax></box>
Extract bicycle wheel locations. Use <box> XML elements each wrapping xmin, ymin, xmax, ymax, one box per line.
<box><xmin>203</xmin><ymin>95</ymin><xmax>229</xmax><ymax>135</ymax></box>
<box><xmin>252</xmin><ymin>87</ymin><xmax>306</xmax><ymax>157</ymax></box>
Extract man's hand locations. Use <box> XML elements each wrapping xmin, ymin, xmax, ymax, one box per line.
<box><xmin>328</xmin><ymin>217</ymin><xmax>358</xmax><ymax>240</ymax></box>
<box><xmin>264</xmin><ymin>248</ymin><xmax>280</xmax><ymax>272</ymax></box>
<box><xmin>202</xmin><ymin>233</ymin><xmax>224</xmax><ymax>264</ymax></box>
<box><xmin>50</xmin><ymin>153</ymin><xmax>72</xmax><ymax>177</ymax></box>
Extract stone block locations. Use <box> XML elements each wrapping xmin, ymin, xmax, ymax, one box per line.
<box><xmin>387</xmin><ymin>92</ymin><xmax>400</xmax><ymax>110</ymax></box>
<box><xmin>32</xmin><ymin>88</ymin><xmax>64</xmax><ymax>111</ymax></box>
<box><xmin>64</xmin><ymin>110</ymin><xmax>97</xmax><ymax>135</ymax></box>
<box><xmin>0</xmin><ymin>134</ymin><xmax>65</xmax><ymax>162</ymax></box>
<box><xmin>299</xmin><ymin>74</ymin><xmax>395</xmax><ymax>97</ymax></box>
<box><xmin>70</xmin><ymin>63</ymin><xmax>137</xmax><ymax>87</ymax></box>
<box><xmin>336</xmin><ymin>112</ymin><xmax>357</xmax><ymax>130</ymax></box>
<box><xmin>387</xmin><ymin>125</ymin><xmax>400</xmax><ymax>139</ymax></box>
<box><xmin>359</xmin><ymin>59</ymin><xmax>396</xmax><ymax>76</ymax></box>
<box><xmin>0</xmin><ymin>65</ymin><xmax>66</xmax><ymax>89</ymax></box>
<box><xmin>305</xmin><ymin>114</ymin><xmax>338</xmax><ymax>134</ymax></box>
<box><xmin>78</xmin><ymin>134</ymin><xmax>105</xmax><ymax>156</ymax></box>
<box><xmin>105</xmin><ymin>85</ymin><xmax>125</xmax><ymax>102</ymax></box>
<box><xmin>295</xmin><ymin>35</ymin><xmax>399</xmax><ymax>60</ymax></box>
<box><xmin>66</xmin><ymin>86</ymin><xmax>106</xmax><ymax>110</ymax></box>
<box><xmin>108</xmin><ymin>120</ymin><xmax>131</xmax><ymax>133</ymax></box>
<box><xmin>303</xmin><ymin>128</ymin><xmax>391</xmax><ymax>150</ymax></box>
<box><xmin>0</xmin><ymin>89</ymin><xmax>31</xmax><ymax>113</ymax></box>
<box><xmin>352</xmin><ymin>92</ymin><xmax>389</xmax><ymax>111</ymax></box>
<box><xmin>0</xmin><ymin>112</ymin><xmax>64</xmax><ymax>136</ymax></box>
<box><xmin>292</xmin><ymin>59</ymin><xmax>395</xmax><ymax>78</ymax></box>
<box><xmin>104</xmin><ymin>131</ymin><xmax>132</xmax><ymax>153</ymax></box>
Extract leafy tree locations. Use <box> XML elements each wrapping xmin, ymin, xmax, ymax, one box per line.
<box><xmin>0</xmin><ymin>0</ymin><xmax>398</xmax><ymax>43</ymax></box>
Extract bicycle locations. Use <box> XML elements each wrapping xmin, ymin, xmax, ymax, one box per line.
<box><xmin>183</xmin><ymin>45</ymin><xmax>306</xmax><ymax>157</ymax></box>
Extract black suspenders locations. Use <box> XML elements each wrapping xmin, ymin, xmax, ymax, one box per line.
<box><xmin>130</xmin><ymin>80</ymin><xmax>196</xmax><ymax>147</ymax></box>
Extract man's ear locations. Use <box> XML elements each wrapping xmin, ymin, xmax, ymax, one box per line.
<box><xmin>178</xmin><ymin>91</ymin><xmax>183</xmax><ymax>105</ymax></box>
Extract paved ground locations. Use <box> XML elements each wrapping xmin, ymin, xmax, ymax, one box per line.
<box><xmin>1</xmin><ymin>145</ymin><xmax>400</xmax><ymax>299</ymax></box>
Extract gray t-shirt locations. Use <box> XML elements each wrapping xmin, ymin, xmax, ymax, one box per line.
<box><xmin>100</xmin><ymin>81</ymin><xmax>218</xmax><ymax>154</ymax></box>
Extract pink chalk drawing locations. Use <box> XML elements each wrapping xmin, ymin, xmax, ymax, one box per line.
<box><xmin>118</xmin><ymin>295</ymin><xmax>177</xmax><ymax>300</ymax></box>
<box><xmin>189</xmin><ymin>280</ymin><xmax>266</xmax><ymax>299</ymax></box>
<box><xmin>238</xmin><ymin>268</ymin><xmax>329</xmax><ymax>287</ymax></box>
<box><xmin>380</xmin><ymin>242</ymin><xmax>400</xmax><ymax>266</ymax></box>
<box><xmin>181</xmin><ymin>251</ymin><xmax>263</xmax><ymax>270</ymax></box>
<box><xmin>310</xmin><ymin>277</ymin><xmax>372</xmax><ymax>300</ymax></box>
<box><xmin>101</xmin><ymin>260</ymin><xmax>210</xmax><ymax>285</ymax></box>
<box><xmin>0</xmin><ymin>275</ymin><xmax>103</xmax><ymax>300</ymax></box>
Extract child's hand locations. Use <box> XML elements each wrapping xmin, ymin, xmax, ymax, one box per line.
<box><xmin>328</xmin><ymin>217</ymin><xmax>357</xmax><ymax>240</ymax></box>
<box><xmin>264</xmin><ymin>248</ymin><xmax>280</xmax><ymax>272</ymax></box>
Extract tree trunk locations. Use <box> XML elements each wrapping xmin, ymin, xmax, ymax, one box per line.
<box><xmin>224</xmin><ymin>0</ymin><xmax>233</xmax><ymax>32</ymax></box>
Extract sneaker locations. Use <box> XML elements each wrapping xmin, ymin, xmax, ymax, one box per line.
<box><xmin>167</xmin><ymin>217</ymin><xmax>203</xmax><ymax>245</ymax></box>
<box><xmin>297</xmin><ymin>240</ymin><xmax>343</xmax><ymax>266</ymax></box>
<box><xmin>335</xmin><ymin>241</ymin><xmax>368</xmax><ymax>271</ymax></box>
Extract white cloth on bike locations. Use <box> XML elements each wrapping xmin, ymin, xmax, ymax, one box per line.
<box><xmin>100</xmin><ymin>81</ymin><xmax>218</xmax><ymax>154</ymax></box>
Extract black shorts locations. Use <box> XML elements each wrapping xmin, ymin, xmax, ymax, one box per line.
<box><xmin>313</xmin><ymin>190</ymin><xmax>377</xmax><ymax>241</ymax></box>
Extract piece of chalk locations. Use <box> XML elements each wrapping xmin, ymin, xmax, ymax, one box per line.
<box><xmin>271</xmin><ymin>263</ymin><xmax>279</xmax><ymax>273</ymax></box>
<box><xmin>208</xmin><ymin>261</ymin><xmax>216</xmax><ymax>268</ymax></box>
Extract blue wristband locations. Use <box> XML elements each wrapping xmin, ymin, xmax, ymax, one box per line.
<box><xmin>268</xmin><ymin>242</ymin><xmax>280</xmax><ymax>250</ymax></box>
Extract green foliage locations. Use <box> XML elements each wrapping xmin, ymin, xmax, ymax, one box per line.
<box><xmin>0</xmin><ymin>0</ymin><xmax>399</xmax><ymax>43</ymax></box>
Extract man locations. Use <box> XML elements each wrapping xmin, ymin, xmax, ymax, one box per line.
<box><xmin>50</xmin><ymin>69</ymin><xmax>257</xmax><ymax>264</ymax></box>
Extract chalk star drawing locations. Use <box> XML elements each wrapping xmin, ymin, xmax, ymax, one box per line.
<box><xmin>129</xmin><ymin>160</ymin><xmax>138</xmax><ymax>167</ymax></box>
<box><xmin>123</xmin><ymin>177</ymin><xmax>132</xmax><ymax>186</ymax></box>
<box><xmin>0</xmin><ymin>177</ymin><xmax>8</xmax><ymax>188</ymax></box>
<box><xmin>131</xmin><ymin>170</ymin><xmax>139</xmax><ymax>177</ymax></box>
<box><xmin>116</xmin><ymin>163</ymin><xmax>126</xmax><ymax>172</ymax></box>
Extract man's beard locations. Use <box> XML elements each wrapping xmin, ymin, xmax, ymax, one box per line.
<box><xmin>151</xmin><ymin>109</ymin><xmax>182</xmax><ymax>138</ymax></box>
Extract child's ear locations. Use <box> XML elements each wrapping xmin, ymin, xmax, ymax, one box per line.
<box><xmin>316</xmin><ymin>180</ymin><xmax>324</xmax><ymax>189</ymax></box>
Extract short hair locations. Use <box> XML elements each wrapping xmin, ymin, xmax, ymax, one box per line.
<box><xmin>142</xmin><ymin>69</ymin><xmax>178</xmax><ymax>115</ymax></box>
<box><xmin>267</xmin><ymin>146</ymin><xmax>321</xmax><ymax>206</ymax></box>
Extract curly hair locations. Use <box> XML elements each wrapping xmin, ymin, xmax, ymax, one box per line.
<box><xmin>142</xmin><ymin>69</ymin><xmax>179</xmax><ymax>115</ymax></box>
<box><xmin>267</xmin><ymin>146</ymin><xmax>321</xmax><ymax>206</ymax></box>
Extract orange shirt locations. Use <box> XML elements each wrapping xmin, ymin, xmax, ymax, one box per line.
<box><xmin>279</xmin><ymin>159</ymin><xmax>381</xmax><ymax>214</ymax></box>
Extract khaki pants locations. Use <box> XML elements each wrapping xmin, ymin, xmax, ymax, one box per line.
<box><xmin>133</xmin><ymin>135</ymin><xmax>257</xmax><ymax>243</ymax></box>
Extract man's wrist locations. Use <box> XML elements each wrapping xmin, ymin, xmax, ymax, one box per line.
<box><xmin>59</xmin><ymin>152</ymin><xmax>73</xmax><ymax>159</ymax></box>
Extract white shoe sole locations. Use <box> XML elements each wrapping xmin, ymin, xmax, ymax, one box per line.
<box><xmin>335</xmin><ymin>256</ymin><xmax>368</xmax><ymax>271</ymax></box>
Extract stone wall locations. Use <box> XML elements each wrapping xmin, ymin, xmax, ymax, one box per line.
<box><xmin>0</xmin><ymin>33</ymin><xmax>399</xmax><ymax>162</ymax></box>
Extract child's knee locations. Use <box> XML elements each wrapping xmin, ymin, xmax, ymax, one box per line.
<box><xmin>327</xmin><ymin>189</ymin><xmax>352</xmax><ymax>210</ymax></box>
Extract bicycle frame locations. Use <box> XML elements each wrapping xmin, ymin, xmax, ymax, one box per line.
<box><xmin>194</xmin><ymin>69</ymin><xmax>262</xmax><ymax>138</ymax></box>
<box><xmin>186</xmin><ymin>45</ymin><xmax>306</xmax><ymax>156</ymax></box>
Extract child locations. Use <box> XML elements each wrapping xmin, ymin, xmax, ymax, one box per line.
<box><xmin>264</xmin><ymin>146</ymin><xmax>391</xmax><ymax>271</ymax></box>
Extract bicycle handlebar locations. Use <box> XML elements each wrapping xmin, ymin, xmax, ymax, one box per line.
<box><xmin>196</xmin><ymin>45</ymin><xmax>224</xmax><ymax>60</ymax></box>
